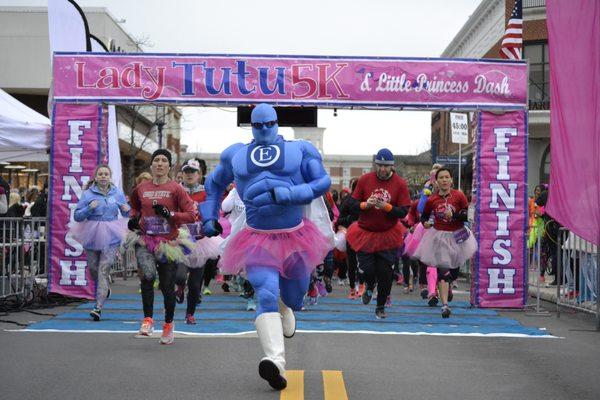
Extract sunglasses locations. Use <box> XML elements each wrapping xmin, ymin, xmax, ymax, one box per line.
<box><xmin>251</xmin><ymin>120</ymin><xmax>278</xmax><ymax>129</ymax></box>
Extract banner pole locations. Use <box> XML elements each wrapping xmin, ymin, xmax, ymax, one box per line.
<box><xmin>458</xmin><ymin>143</ymin><xmax>462</xmax><ymax>191</ymax></box>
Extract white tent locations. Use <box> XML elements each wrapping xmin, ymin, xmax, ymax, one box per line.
<box><xmin>0</xmin><ymin>88</ymin><xmax>50</xmax><ymax>162</ymax></box>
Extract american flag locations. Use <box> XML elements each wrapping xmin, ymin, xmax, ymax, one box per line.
<box><xmin>500</xmin><ymin>0</ymin><xmax>523</xmax><ymax>60</ymax></box>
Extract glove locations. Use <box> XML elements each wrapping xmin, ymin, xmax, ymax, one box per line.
<box><xmin>127</xmin><ymin>216</ymin><xmax>140</xmax><ymax>231</ymax></box>
<box><xmin>152</xmin><ymin>203</ymin><xmax>171</xmax><ymax>219</ymax></box>
<box><xmin>202</xmin><ymin>219</ymin><xmax>223</xmax><ymax>237</ymax></box>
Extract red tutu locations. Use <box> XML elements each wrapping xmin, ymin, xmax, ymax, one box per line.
<box><xmin>220</xmin><ymin>219</ymin><xmax>330</xmax><ymax>279</ymax></box>
<box><xmin>346</xmin><ymin>221</ymin><xmax>406</xmax><ymax>253</ymax></box>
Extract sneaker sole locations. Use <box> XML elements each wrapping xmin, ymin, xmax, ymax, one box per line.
<box><xmin>160</xmin><ymin>337</ymin><xmax>174</xmax><ymax>345</ymax></box>
<box><xmin>258</xmin><ymin>360</ymin><xmax>287</xmax><ymax>390</ymax></box>
<box><xmin>442</xmin><ymin>310</ymin><xmax>451</xmax><ymax>318</ymax></box>
<box><xmin>138</xmin><ymin>328</ymin><xmax>154</xmax><ymax>336</ymax></box>
<box><xmin>90</xmin><ymin>311</ymin><xmax>100</xmax><ymax>321</ymax></box>
<box><xmin>428</xmin><ymin>297</ymin><xmax>439</xmax><ymax>307</ymax></box>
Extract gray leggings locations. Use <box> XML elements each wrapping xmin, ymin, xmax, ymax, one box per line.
<box><xmin>136</xmin><ymin>244</ymin><xmax>179</xmax><ymax>323</ymax></box>
<box><xmin>86</xmin><ymin>246</ymin><xmax>118</xmax><ymax>309</ymax></box>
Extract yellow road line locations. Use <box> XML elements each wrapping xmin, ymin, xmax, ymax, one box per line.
<box><xmin>281</xmin><ymin>370</ymin><xmax>304</xmax><ymax>400</ymax></box>
<box><xmin>322</xmin><ymin>370</ymin><xmax>349</xmax><ymax>400</ymax></box>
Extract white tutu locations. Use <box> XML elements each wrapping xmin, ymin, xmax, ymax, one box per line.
<box><xmin>189</xmin><ymin>236</ymin><xmax>222</xmax><ymax>268</ymax></box>
<box><xmin>413</xmin><ymin>227</ymin><xmax>477</xmax><ymax>269</ymax></box>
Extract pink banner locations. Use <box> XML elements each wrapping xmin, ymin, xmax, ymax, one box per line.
<box><xmin>546</xmin><ymin>0</ymin><xmax>600</xmax><ymax>245</ymax></box>
<box><xmin>472</xmin><ymin>111</ymin><xmax>528</xmax><ymax>308</ymax></box>
<box><xmin>52</xmin><ymin>53</ymin><xmax>527</xmax><ymax>108</ymax></box>
<box><xmin>48</xmin><ymin>103</ymin><xmax>105</xmax><ymax>299</ymax></box>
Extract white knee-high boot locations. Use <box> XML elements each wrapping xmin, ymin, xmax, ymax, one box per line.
<box><xmin>278</xmin><ymin>298</ymin><xmax>296</xmax><ymax>338</ymax></box>
<box><xmin>255</xmin><ymin>312</ymin><xmax>287</xmax><ymax>390</ymax></box>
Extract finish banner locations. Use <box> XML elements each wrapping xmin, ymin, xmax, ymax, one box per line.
<box><xmin>48</xmin><ymin>103</ymin><xmax>106</xmax><ymax>299</ymax></box>
<box><xmin>52</xmin><ymin>53</ymin><xmax>528</xmax><ymax>109</ymax></box>
<box><xmin>472</xmin><ymin>111</ymin><xmax>528</xmax><ymax>308</ymax></box>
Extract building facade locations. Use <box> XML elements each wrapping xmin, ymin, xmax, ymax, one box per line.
<box><xmin>432</xmin><ymin>0</ymin><xmax>550</xmax><ymax>194</ymax></box>
<box><xmin>0</xmin><ymin>6</ymin><xmax>182</xmax><ymax>192</ymax></box>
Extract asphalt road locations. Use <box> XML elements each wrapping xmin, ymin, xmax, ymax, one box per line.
<box><xmin>1</xmin><ymin>280</ymin><xmax>600</xmax><ymax>400</ymax></box>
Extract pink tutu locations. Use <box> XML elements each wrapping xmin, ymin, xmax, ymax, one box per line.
<box><xmin>219</xmin><ymin>216</ymin><xmax>232</xmax><ymax>238</ymax></box>
<box><xmin>221</xmin><ymin>219</ymin><xmax>330</xmax><ymax>279</ymax></box>
<box><xmin>69</xmin><ymin>219</ymin><xmax>128</xmax><ymax>251</ymax></box>
<box><xmin>413</xmin><ymin>227</ymin><xmax>477</xmax><ymax>269</ymax></box>
<box><xmin>189</xmin><ymin>236</ymin><xmax>222</xmax><ymax>268</ymax></box>
<box><xmin>403</xmin><ymin>223</ymin><xmax>425</xmax><ymax>258</ymax></box>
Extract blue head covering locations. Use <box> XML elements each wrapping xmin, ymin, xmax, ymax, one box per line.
<box><xmin>251</xmin><ymin>103</ymin><xmax>278</xmax><ymax>145</ymax></box>
<box><xmin>374</xmin><ymin>148</ymin><xmax>395</xmax><ymax>165</ymax></box>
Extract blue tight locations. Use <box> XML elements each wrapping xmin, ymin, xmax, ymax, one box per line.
<box><xmin>246</xmin><ymin>265</ymin><xmax>310</xmax><ymax>316</ymax></box>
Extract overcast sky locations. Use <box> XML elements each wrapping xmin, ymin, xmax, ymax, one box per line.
<box><xmin>2</xmin><ymin>0</ymin><xmax>481</xmax><ymax>155</ymax></box>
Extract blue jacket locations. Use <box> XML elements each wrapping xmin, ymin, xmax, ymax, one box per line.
<box><xmin>74</xmin><ymin>184</ymin><xmax>129</xmax><ymax>222</ymax></box>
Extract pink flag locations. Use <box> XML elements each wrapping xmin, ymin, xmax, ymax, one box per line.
<box><xmin>546</xmin><ymin>0</ymin><xmax>600</xmax><ymax>245</ymax></box>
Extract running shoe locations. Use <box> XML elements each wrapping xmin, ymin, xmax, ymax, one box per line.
<box><xmin>348</xmin><ymin>288</ymin><xmax>356</xmax><ymax>299</ymax></box>
<box><xmin>396</xmin><ymin>274</ymin><xmax>404</xmax><ymax>285</ymax></box>
<box><xmin>428</xmin><ymin>295</ymin><xmax>439</xmax><ymax>307</ymax></box>
<box><xmin>139</xmin><ymin>317</ymin><xmax>154</xmax><ymax>336</ymax></box>
<box><xmin>362</xmin><ymin>289</ymin><xmax>373</xmax><ymax>305</ymax></box>
<box><xmin>90</xmin><ymin>307</ymin><xmax>101</xmax><ymax>321</ymax></box>
<box><xmin>185</xmin><ymin>314</ymin><xmax>196</xmax><ymax>325</ymax></box>
<box><xmin>216</xmin><ymin>274</ymin><xmax>224</xmax><ymax>283</ymax></box>
<box><xmin>375</xmin><ymin>307</ymin><xmax>387</xmax><ymax>319</ymax></box>
<box><xmin>221</xmin><ymin>282</ymin><xmax>230</xmax><ymax>292</ymax></box>
<box><xmin>309</xmin><ymin>296</ymin><xmax>318</xmax><ymax>305</ymax></box>
<box><xmin>203</xmin><ymin>287</ymin><xmax>212</xmax><ymax>295</ymax></box>
<box><xmin>409</xmin><ymin>282</ymin><xmax>414</xmax><ymax>292</ymax></box>
<box><xmin>175</xmin><ymin>284</ymin><xmax>185</xmax><ymax>304</ymax></box>
<box><xmin>386</xmin><ymin>296</ymin><xmax>392</xmax><ymax>308</ymax></box>
<box><xmin>246</xmin><ymin>298</ymin><xmax>257</xmax><ymax>311</ymax></box>
<box><xmin>357</xmin><ymin>283</ymin><xmax>366</xmax><ymax>297</ymax></box>
<box><xmin>420</xmin><ymin>288</ymin><xmax>429</xmax><ymax>299</ymax></box>
<box><xmin>441</xmin><ymin>305</ymin><xmax>452</xmax><ymax>318</ymax></box>
<box><xmin>160</xmin><ymin>322</ymin><xmax>174</xmax><ymax>344</ymax></box>
<box><xmin>403</xmin><ymin>285</ymin><xmax>410</xmax><ymax>294</ymax></box>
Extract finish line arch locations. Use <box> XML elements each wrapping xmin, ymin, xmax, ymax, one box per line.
<box><xmin>48</xmin><ymin>52</ymin><xmax>529</xmax><ymax>308</ymax></box>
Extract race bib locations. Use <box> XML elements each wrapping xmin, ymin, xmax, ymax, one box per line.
<box><xmin>144</xmin><ymin>216</ymin><xmax>171</xmax><ymax>236</ymax></box>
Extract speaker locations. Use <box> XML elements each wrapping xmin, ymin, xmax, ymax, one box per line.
<box><xmin>237</xmin><ymin>106</ymin><xmax>317</xmax><ymax>127</ymax></box>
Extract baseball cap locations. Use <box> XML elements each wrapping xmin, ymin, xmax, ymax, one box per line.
<box><xmin>181</xmin><ymin>159</ymin><xmax>200</xmax><ymax>172</ymax></box>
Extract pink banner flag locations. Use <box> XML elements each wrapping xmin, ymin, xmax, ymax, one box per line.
<box><xmin>47</xmin><ymin>103</ymin><xmax>105</xmax><ymax>299</ymax></box>
<box><xmin>52</xmin><ymin>54</ymin><xmax>528</xmax><ymax>109</ymax></box>
<box><xmin>472</xmin><ymin>111</ymin><xmax>528</xmax><ymax>308</ymax></box>
<box><xmin>546</xmin><ymin>0</ymin><xmax>600</xmax><ymax>245</ymax></box>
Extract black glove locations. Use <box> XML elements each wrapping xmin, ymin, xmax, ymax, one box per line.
<box><xmin>127</xmin><ymin>216</ymin><xmax>140</xmax><ymax>231</ymax></box>
<box><xmin>152</xmin><ymin>203</ymin><xmax>171</xmax><ymax>219</ymax></box>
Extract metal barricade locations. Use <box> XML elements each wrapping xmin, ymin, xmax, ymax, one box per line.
<box><xmin>526</xmin><ymin>227</ymin><xmax>550</xmax><ymax>315</ymax></box>
<box><xmin>556</xmin><ymin>228</ymin><xmax>599</xmax><ymax>327</ymax></box>
<box><xmin>0</xmin><ymin>217</ymin><xmax>48</xmax><ymax>301</ymax></box>
<box><xmin>111</xmin><ymin>246</ymin><xmax>137</xmax><ymax>280</ymax></box>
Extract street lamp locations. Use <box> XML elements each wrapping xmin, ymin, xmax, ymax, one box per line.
<box><xmin>155</xmin><ymin>106</ymin><xmax>167</xmax><ymax>148</ymax></box>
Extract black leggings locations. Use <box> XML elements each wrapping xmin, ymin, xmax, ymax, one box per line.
<box><xmin>347</xmin><ymin>243</ymin><xmax>363</xmax><ymax>288</ymax></box>
<box><xmin>141</xmin><ymin>261</ymin><xmax>177</xmax><ymax>323</ymax></box>
<box><xmin>186</xmin><ymin>267</ymin><xmax>205</xmax><ymax>315</ymax></box>
<box><xmin>357</xmin><ymin>250</ymin><xmax>395</xmax><ymax>308</ymax></box>
<box><xmin>203</xmin><ymin>258</ymin><xmax>218</xmax><ymax>287</ymax></box>
<box><xmin>418</xmin><ymin>262</ymin><xmax>428</xmax><ymax>285</ymax></box>
<box><xmin>402</xmin><ymin>255</ymin><xmax>419</xmax><ymax>286</ymax></box>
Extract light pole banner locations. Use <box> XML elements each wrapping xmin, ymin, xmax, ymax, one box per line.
<box><xmin>52</xmin><ymin>53</ymin><xmax>528</xmax><ymax>109</ymax></box>
<box><xmin>48</xmin><ymin>103</ymin><xmax>105</xmax><ymax>299</ymax></box>
<box><xmin>472</xmin><ymin>110</ymin><xmax>528</xmax><ymax>308</ymax></box>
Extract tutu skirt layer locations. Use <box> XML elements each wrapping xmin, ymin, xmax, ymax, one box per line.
<box><xmin>221</xmin><ymin>219</ymin><xmax>330</xmax><ymax>279</ymax></box>
<box><xmin>413</xmin><ymin>228</ymin><xmax>477</xmax><ymax>269</ymax></box>
<box><xmin>125</xmin><ymin>229</ymin><xmax>196</xmax><ymax>266</ymax></box>
<box><xmin>70</xmin><ymin>219</ymin><xmax>128</xmax><ymax>251</ymax></box>
<box><xmin>346</xmin><ymin>222</ymin><xmax>406</xmax><ymax>253</ymax></box>
<box><xmin>189</xmin><ymin>236</ymin><xmax>222</xmax><ymax>268</ymax></box>
<box><xmin>403</xmin><ymin>223</ymin><xmax>425</xmax><ymax>258</ymax></box>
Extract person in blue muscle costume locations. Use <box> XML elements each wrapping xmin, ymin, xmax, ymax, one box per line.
<box><xmin>200</xmin><ymin>103</ymin><xmax>331</xmax><ymax>390</ymax></box>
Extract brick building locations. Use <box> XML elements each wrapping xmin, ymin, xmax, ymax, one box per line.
<box><xmin>431</xmin><ymin>0</ymin><xmax>550</xmax><ymax>195</ymax></box>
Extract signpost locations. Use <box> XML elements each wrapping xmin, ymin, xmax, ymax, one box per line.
<box><xmin>450</xmin><ymin>112</ymin><xmax>469</xmax><ymax>190</ymax></box>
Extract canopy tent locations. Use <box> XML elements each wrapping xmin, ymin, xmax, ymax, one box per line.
<box><xmin>0</xmin><ymin>88</ymin><xmax>50</xmax><ymax>162</ymax></box>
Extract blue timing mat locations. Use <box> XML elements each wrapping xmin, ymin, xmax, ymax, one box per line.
<box><xmin>24</xmin><ymin>294</ymin><xmax>555</xmax><ymax>337</ymax></box>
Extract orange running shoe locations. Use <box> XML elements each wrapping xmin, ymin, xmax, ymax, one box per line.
<box><xmin>357</xmin><ymin>283</ymin><xmax>366</xmax><ymax>297</ymax></box>
<box><xmin>139</xmin><ymin>317</ymin><xmax>154</xmax><ymax>336</ymax></box>
<box><xmin>160</xmin><ymin>322</ymin><xmax>174</xmax><ymax>345</ymax></box>
<box><xmin>348</xmin><ymin>288</ymin><xmax>356</xmax><ymax>299</ymax></box>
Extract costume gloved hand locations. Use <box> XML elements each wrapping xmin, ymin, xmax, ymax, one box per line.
<box><xmin>153</xmin><ymin>203</ymin><xmax>171</xmax><ymax>219</ymax></box>
<box><xmin>127</xmin><ymin>216</ymin><xmax>140</xmax><ymax>231</ymax></box>
<box><xmin>273</xmin><ymin>183</ymin><xmax>313</xmax><ymax>205</ymax></box>
<box><xmin>202</xmin><ymin>219</ymin><xmax>223</xmax><ymax>237</ymax></box>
